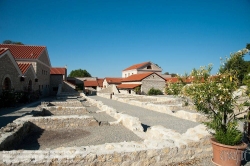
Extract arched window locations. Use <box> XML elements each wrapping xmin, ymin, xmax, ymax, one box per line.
<box><xmin>28</xmin><ymin>80</ymin><xmax>32</xmax><ymax>92</ymax></box>
<box><xmin>147</xmin><ymin>65</ymin><xmax>152</xmax><ymax>69</ymax></box>
<box><xmin>3</xmin><ymin>77</ymin><xmax>11</xmax><ymax>90</ymax></box>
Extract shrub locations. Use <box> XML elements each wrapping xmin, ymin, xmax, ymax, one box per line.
<box><xmin>148</xmin><ymin>88</ymin><xmax>163</xmax><ymax>95</ymax></box>
<box><xmin>165</xmin><ymin>83</ymin><xmax>184</xmax><ymax>95</ymax></box>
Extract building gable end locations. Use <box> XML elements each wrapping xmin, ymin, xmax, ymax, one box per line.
<box><xmin>0</xmin><ymin>50</ymin><xmax>23</xmax><ymax>77</ymax></box>
<box><xmin>38</xmin><ymin>49</ymin><xmax>51</xmax><ymax>67</ymax></box>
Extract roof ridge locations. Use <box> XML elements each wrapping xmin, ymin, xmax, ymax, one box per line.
<box><xmin>0</xmin><ymin>44</ymin><xmax>46</xmax><ymax>47</ymax></box>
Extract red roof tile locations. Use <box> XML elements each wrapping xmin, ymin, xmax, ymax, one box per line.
<box><xmin>0</xmin><ymin>48</ymin><xmax>9</xmax><ymax>55</ymax></box>
<box><xmin>123</xmin><ymin>61</ymin><xmax>150</xmax><ymax>71</ymax></box>
<box><xmin>50</xmin><ymin>68</ymin><xmax>66</xmax><ymax>75</ymax></box>
<box><xmin>18</xmin><ymin>63</ymin><xmax>31</xmax><ymax>74</ymax></box>
<box><xmin>97</xmin><ymin>79</ymin><xmax>104</xmax><ymax>87</ymax></box>
<box><xmin>84</xmin><ymin>80</ymin><xmax>99</xmax><ymax>87</ymax></box>
<box><xmin>122</xmin><ymin>72</ymin><xmax>154</xmax><ymax>82</ymax></box>
<box><xmin>165</xmin><ymin>77</ymin><xmax>198</xmax><ymax>83</ymax></box>
<box><xmin>117</xmin><ymin>84</ymin><xmax>141</xmax><ymax>89</ymax></box>
<box><xmin>105</xmin><ymin>77</ymin><xmax>123</xmax><ymax>84</ymax></box>
<box><xmin>0</xmin><ymin>44</ymin><xmax>46</xmax><ymax>59</ymax></box>
<box><xmin>165</xmin><ymin>77</ymin><xmax>179</xmax><ymax>83</ymax></box>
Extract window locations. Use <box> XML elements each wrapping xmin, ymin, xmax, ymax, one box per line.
<box><xmin>28</xmin><ymin>80</ymin><xmax>32</xmax><ymax>92</ymax></box>
<box><xmin>147</xmin><ymin>65</ymin><xmax>152</xmax><ymax>69</ymax></box>
<box><xmin>53</xmin><ymin>87</ymin><xmax>58</xmax><ymax>91</ymax></box>
<box><xmin>3</xmin><ymin>77</ymin><xmax>11</xmax><ymax>90</ymax></box>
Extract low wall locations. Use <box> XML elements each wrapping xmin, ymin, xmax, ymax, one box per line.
<box><xmin>0</xmin><ymin>115</ymin><xmax>98</xmax><ymax>151</ymax></box>
<box><xmin>2</xmin><ymin>136</ymin><xmax>211</xmax><ymax>165</ymax></box>
<box><xmin>41</xmin><ymin>106</ymin><xmax>88</xmax><ymax>116</ymax></box>
<box><xmin>97</xmin><ymin>93</ymin><xmax>206</xmax><ymax>122</ymax></box>
<box><xmin>86</xmin><ymin>97</ymin><xmax>143</xmax><ymax>133</ymax></box>
<box><xmin>0</xmin><ymin>96</ymin><xmax>212</xmax><ymax>165</ymax></box>
<box><xmin>0</xmin><ymin>122</ymin><xmax>30</xmax><ymax>151</ymax></box>
<box><xmin>48</xmin><ymin>101</ymin><xmax>83</xmax><ymax>107</ymax></box>
<box><xmin>27</xmin><ymin>115</ymin><xmax>99</xmax><ymax>130</ymax></box>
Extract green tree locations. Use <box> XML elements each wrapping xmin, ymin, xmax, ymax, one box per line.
<box><xmin>246</xmin><ymin>43</ymin><xmax>250</xmax><ymax>50</ymax></box>
<box><xmin>170</xmin><ymin>73</ymin><xmax>177</xmax><ymax>77</ymax></box>
<box><xmin>68</xmin><ymin>69</ymin><xmax>91</xmax><ymax>77</ymax></box>
<box><xmin>147</xmin><ymin>88</ymin><xmax>163</xmax><ymax>95</ymax></box>
<box><xmin>3</xmin><ymin>40</ymin><xmax>24</xmax><ymax>45</ymax></box>
<box><xmin>219</xmin><ymin>48</ymin><xmax>249</xmax><ymax>84</ymax></box>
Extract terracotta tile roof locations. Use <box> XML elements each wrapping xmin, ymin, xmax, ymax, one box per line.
<box><xmin>105</xmin><ymin>77</ymin><xmax>123</xmax><ymax>84</ymax></box>
<box><xmin>50</xmin><ymin>68</ymin><xmax>66</xmax><ymax>75</ymax></box>
<box><xmin>18</xmin><ymin>63</ymin><xmax>31</xmax><ymax>74</ymax></box>
<box><xmin>123</xmin><ymin>61</ymin><xmax>150</xmax><ymax>71</ymax></box>
<box><xmin>122</xmin><ymin>72</ymin><xmax>154</xmax><ymax>82</ymax></box>
<box><xmin>117</xmin><ymin>84</ymin><xmax>141</xmax><ymax>89</ymax></box>
<box><xmin>0</xmin><ymin>48</ymin><xmax>9</xmax><ymax>55</ymax></box>
<box><xmin>165</xmin><ymin>77</ymin><xmax>180</xmax><ymax>83</ymax></box>
<box><xmin>84</xmin><ymin>80</ymin><xmax>99</xmax><ymax>87</ymax></box>
<box><xmin>165</xmin><ymin>77</ymin><xmax>203</xmax><ymax>83</ymax></box>
<box><xmin>0</xmin><ymin>44</ymin><xmax>46</xmax><ymax>59</ymax></box>
<box><xmin>97</xmin><ymin>79</ymin><xmax>104</xmax><ymax>87</ymax></box>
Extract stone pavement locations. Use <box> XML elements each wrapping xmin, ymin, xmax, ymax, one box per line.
<box><xmin>89</xmin><ymin>95</ymin><xmax>200</xmax><ymax>134</ymax></box>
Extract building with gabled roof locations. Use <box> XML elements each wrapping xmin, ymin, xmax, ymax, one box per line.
<box><xmin>118</xmin><ymin>72</ymin><xmax>166</xmax><ymax>94</ymax></box>
<box><xmin>0</xmin><ymin>44</ymin><xmax>52</xmax><ymax>96</ymax></box>
<box><xmin>122</xmin><ymin>61</ymin><xmax>162</xmax><ymax>78</ymax></box>
<box><xmin>50</xmin><ymin>67</ymin><xmax>68</xmax><ymax>95</ymax></box>
<box><xmin>83</xmin><ymin>78</ymin><xmax>104</xmax><ymax>95</ymax></box>
<box><xmin>0</xmin><ymin>48</ymin><xmax>38</xmax><ymax>94</ymax></box>
<box><xmin>103</xmin><ymin>77</ymin><xmax>123</xmax><ymax>88</ymax></box>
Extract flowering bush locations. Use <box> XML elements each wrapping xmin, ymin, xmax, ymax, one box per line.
<box><xmin>182</xmin><ymin>49</ymin><xmax>249</xmax><ymax>146</ymax></box>
<box><xmin>165</xmin><ymin>82</ymin><xmax>185</xmax><ymax>95</ymax></box>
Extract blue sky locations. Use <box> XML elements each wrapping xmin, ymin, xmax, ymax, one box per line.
<box><xmin>0</xmin><ymin>0</ymin><xmax>249</xmax><ymax>78</ymax></box>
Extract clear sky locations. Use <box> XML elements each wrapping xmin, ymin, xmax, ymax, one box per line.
<box><xmin>0</xmin><ymin>0</ymin><xmax>249</xmax><ymax>78</ymax></box>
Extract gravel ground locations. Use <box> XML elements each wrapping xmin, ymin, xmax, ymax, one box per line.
<box><xmin>81</xmin><ymin>100</ymin><xmax>117</xmax><ymax>122</ymax></box>
<box><xmin>17</xmin><ymin>125</ymin><xmax>143</xmax><ymax>150</ymax></box>
<box><xmin>89</xmin><ymin>96</ymin><xmax>199</xmax><ymax>133</ymax></box>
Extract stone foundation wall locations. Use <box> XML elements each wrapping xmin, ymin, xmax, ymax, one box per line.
<box><xmin>0</xmin><ymin>96</ymin><xmax>212</xmax><ymax>165</ymax></box>
<box><xmin>0</xmin><ymin>115</ymin><xmax>98</xmax><ymax>151</ymax></box>
<box><xmin>48</xmin><ymin>101</ymin><xmax>83</xmax><ymax>107</ymax></box>
<box><xmin>2</xmin><ymin>136</ymin><xmax>212</xmax><ymax>166</ymax></box>
<box><xmin>26</xmin><ymin>116</ymin><xmax>98</xmax><ymax>130</ymax></box>
<box><xmin>41</xmin><ymin>106</ymin><xmax>88</xmax><ymax>116</ymax></box>
<box><xmin>1</xmin><ymin>118</ymin><xmax>212</xmax><ymax>165</ymax></box>
<box><xmin>0</xmin><ymin>122</ymin><xmax>30</xmax><ymax>151</ymax></box>
<box><xmin>97</xmin><ymin>93</ymin><xmax>206</xmax><ymax>122</ymax></box>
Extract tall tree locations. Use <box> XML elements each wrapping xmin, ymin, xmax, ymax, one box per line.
<box><xmin>219</xmin><ymin>48</ymin><xmax>249</xmax><ymax>84</ymax></box>
<box><xmin>3</xmin><ymin>40</ymin><xmax>24</xmax><ymax>45</ymax></box>
<box><xmin>247</xmin><ymin>43</ymin><xmax>250</xmax><ymax>50</ymax></box>
<box><xmin>68</xmin><ymin>69</ymin><xmax>91</xmax><ymax>77</ymax></box>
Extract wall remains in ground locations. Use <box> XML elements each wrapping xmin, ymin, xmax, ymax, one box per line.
<box><xmin>1</xmin><ymin>97</ymin><xmax>212</xmax><ymax>165</ymax></box>
<box><xmin>0</xmin><ymin>96</ymin><xmax>212</xmax><ymax>165</ymax></box>
<box><xmin>27</xmin><ymin>115</ymin><xmax>98</xmax><ymax>130</ymax></box>
<box><xmin>0</xmin><ymin>115</ymin><xmax>98</xmax><ymax>151</ymax></box>
<box><xmin>97</xmin><ymin>93</ymin><xmax>206</xmax><ymax>122</ymax></box>
<box><xmin>49</xmin><ymin>101</ymin><xmax>83</xmax><ymax>107</ymax></box>
<box><xmin>41</xmin><ymin>106</ymin><xmax>88</xmax><ymax>116</ymax></box>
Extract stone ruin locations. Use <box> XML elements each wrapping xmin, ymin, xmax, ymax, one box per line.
<box><xmin>0</xmin><ymin>94</ymin><xmax>212</xmax><ymax>165</ymax></box>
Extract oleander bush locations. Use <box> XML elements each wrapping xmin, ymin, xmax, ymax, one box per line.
<box><xmin>148</xmin><ymin>88</ymin><xmax>163</xmax><ymax>95</ymax></box>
